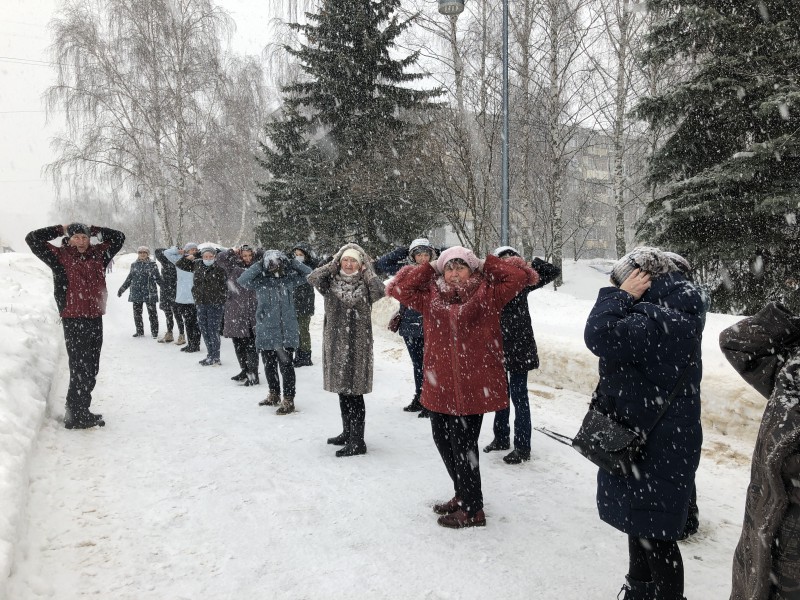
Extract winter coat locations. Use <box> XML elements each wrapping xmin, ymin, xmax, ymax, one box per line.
<box><xmin>387</xmin><ymin>255</ymin><xmax>535</xmax><ymax>416</ymax></box>
<box><xmin>307</xmin><ymin>243</ymin><xmax>385</xmax><ymax>395</ymax></box>
<box><xmin>375</xmin><ymin>246</ymin><xmax>425</xmax><ymax>339</ymax></box>
<box><xmin>500</xmin><ymin>257</ymin><xmax>560</xmax><ymax>373</ymax></box>
<box><xmin>163</xmin><ymin>247</ymin><xmax>195</xmax><ymax>305</ymax></box>
<box><xmin>721</xmin><ymin>302</ymin><xmax>800</xmax><ymax>600</ymax></box>
<box><xmin>154</xmin><ymin>248</ymin><xmax>177</xmax><ymax>302</ymax></box>
<box><xmin>176</xmin><ymin>256</ymin><xmax>227</xmax><ymax>306</ymax></box>
<box><xmin>291</xmin><ymin>243</ymin><xmax>318</xmax><ymax>317</ymax></box>
<box><xmin>216</xmin><ymin>248</ymin><xmax>264</xmax><ymax>338</ymax></box>
<box><xmin>237</xmin><ymin>258</ymin><xmax>312</xmax><ymax>351</ymax></box>
<box><xmin>583</xmin><ymin>272</ymin><xmax>705</xmax><ymax>540</ymax></box>
<box><xmin>25</xmin><ymin>225</ymin><xmax>125</xmax><ymax>318</ymax></box>
<box><xmin>118</xmin><ymin>259</ymin><xmax>161</xmax><ymax>304</ymax></box>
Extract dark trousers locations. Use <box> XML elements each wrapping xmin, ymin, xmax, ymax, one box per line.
<box><xmin>297</xmin><ymin>314</ymin><xmax>312</xmax><ymax>353</ymax></box>
<box><xmin>628</xmin><ymin>536</ymin><xmax>684</xmax><ymax>598</ymax></box>
<box><xmin>402</xmin><ymin>335</ymin><xmax>425</xmax><ymax>399</ymax></box>
<box><xmin>133</xmin><ymin>301</ymin><xmax>158</xmax><ymax>336</ymax></box>
<box><xmin>62</xmin><ymin>317</ymin><xmax>103</xmax><ymax>413</ymax></box>
<box><xmin>232</xmin><ymin>335</ymin><xmax>259</xmax><ymax>374</ymax></box>
<box><xmin>175</xmin><ymin>303</ymin><xmax>200</xmax><ymax>349</ymax></box>
<box><xmin>262</xmin><ymin>348</ymin><xmax>296</xmax><ymax>397</ymax></box>
<box><xmin>492</xmin><ymin>372</ymin><xmax>531</xmax><ymax>451</ymax></box>
<box><xmin>430</xmin><ymin>412</ymin><xmax>484</xmax><ymax>515</ymax></box>
<box><xmin>197</xmin><ymin>304</ymin><xmax>224</xmax><ymax>360</ymax></box>
<box><xmin>161</xmin><ymin>299</ymin><xmax>184</xmax><ymax>335</ymax></box>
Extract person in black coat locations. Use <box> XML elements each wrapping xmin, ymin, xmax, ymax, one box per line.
<box><xmin>482</xmin><ymin>246</ymin><xmax>560</xmax><ymax>464</ymax></box>
<box><xmin>585</xmin><ymin>247</ymin><xmax>704</xmax><ymax>600</ymax></box>
<box><xmin>375</xmin><ymin>238</ymin><xmax>438</xmax><ymax>417</ymax></box>
<box><xmin>291</xmin><ymin>242</ymin><xmax>318</xmax><ymax>367</ymax></box>
<box><xmin>154</xmin><ymin>247</ymin><xmax>184</xmax><ymax>344</ymax></box>
<box><xmin>176</xmin><ymin>247</ymin><xmax>228</xmax><ymax>366</ymax></box>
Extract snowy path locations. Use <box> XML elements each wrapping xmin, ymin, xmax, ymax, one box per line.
<box><xmin>8</xmin><ymin>268</ymin><xmax>751</xmax><ymax>599</ymax></box>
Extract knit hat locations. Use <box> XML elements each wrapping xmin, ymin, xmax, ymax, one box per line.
<box><xmin>341</xmin><ymin>248</ymin><xmax>363</xmax><ymax>265</ymax></box>
<box><xmin>610</xmin><ymin>246</ymin><xmax>679</xmax><ymax>287</ymax></box>
<box><xmin>66</xmin><ymin>223</ymin><xmax>90</xmax><ymax>237</ymax></box>
<box><xmin>183</xmin><ymin>242</ymin><xmax>199</xmax><ymax>252</ymax></box>
<box><xmin>137</xmin><ymin>246</ymin><xmax>150</xmax><ymax>254</ymax></box>
<box><xmin>663</xmin><ymin>251</ymin><xmax>691</xmax><ymax>274</ymax></box>
<box><xmin>493</xmin><ymin>245</ymin><xmax>521</xmax><ymax>258</ymax></box>
<box><xmin>409</xmin><ymin>238</ymin><xmax>433</xmax><ymax>256</ymax></box>
<box><xmin>200</xmin><ymin>247</ymin><xmax>217</xmax><ymax>258</ymax></box>
<box><xmin>263</xmin><ymin>249</ymin><xmax>285</xmax><ymax>271</ymax></box>
<box><xmin>437</xmin><ymin>246</ymin><xmax>480</xmax><ymax>273</ymax></box>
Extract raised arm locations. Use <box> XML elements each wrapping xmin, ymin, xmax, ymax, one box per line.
<box><xmin>386</xmin><ymin>263</ymin><xmax>436</xmax><ymax>313</ymax></box>
<box><xmin>530</xmin><ymin>257</ymin><xmax>560</xmax><ymax>290</ymax></box>
<box><xmin>483</xmin><ymin>254</ymin><xmax>537</xmax><ymax>308</ymax></box>
<box><xmin>163</xmin><ymin>246</ymin><xmax>181</xmax><ymax>265</ymax></box>
<box><xmin>237</xmin><ymin>261</ymin><xmax>265</xmax><ymax>290</ymax></box>
<box><xmin>175</xmin><ymin>256</ymin><xmax>196</xmax><ymax>272</ymax></box>
<box><xmin>92</xmin><ymin>226</ymin><xmax>125</xmax><ymax>267</ymax></box>
<box><xmin>306</xmin><ymin>259</ymin><xmax>339</xmax><ymax>295</ymax></box>
<box><xmin>25</xmin><ymin>225</ymin><xmax>64</xmax><ymax>270</ymax></box>
<box><xmin>374</xmin><ymin>246</ymin><xmax>409</xmax><ymax>276</ymax></box>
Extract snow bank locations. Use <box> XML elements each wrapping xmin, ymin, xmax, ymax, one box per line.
<box><xmin>0</xmin><ymin>254</ymin><xmax>61</xmax><ymax>596</ymax></box>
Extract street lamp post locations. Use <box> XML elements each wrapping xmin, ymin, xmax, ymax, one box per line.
<box><xmin>134</xmin><ymin>184</ymin><xmax>156</xmax><ymax>248</ymax></box>
<box><xmin>439</xmin><ymin>0</ymin><xmax>509</xmax><ymax>246</ymax></box>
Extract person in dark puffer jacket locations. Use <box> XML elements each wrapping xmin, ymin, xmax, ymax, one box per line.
<box><xmin>117</xmin><ymin>246</ymin><xmax>162</xmax><ymax>338</ymax></box>
<box><xmin>177</xmin><ymin>247</ymin><xmax>227</xmax><ymax>366</ymax></box>
<box><xmin>483</xmin><ymin>246</ymin><xmax>560</xmax><ymax>464</ymax></box>
<box><xmin>155</xmin><ymin>247</ymin><xmax>184</xmax><ymax>344</ymax></box>
<box><xmin>290</xmin><ymin>242</ymin><xmax>318</xmax><ymax>367</ymax></box>
<box><xmin>26</xmin><ymin>222</ymin><xmax>125</xmax><ymax>429</ymax></box>
<box><xmin>584</xmin><ymin>246</ymin><xmax>704</xmax><ymax>600</ymax></box>
<box><xmin>375</xmin><ymin>238</ymin><xmax>438</xmax><ymax>417</ymax></box>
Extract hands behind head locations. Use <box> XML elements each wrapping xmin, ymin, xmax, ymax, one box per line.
<box><xmin>620</xmin><ymin>269</ymin><xmax>651</xmax><ymax>300</ymax></box>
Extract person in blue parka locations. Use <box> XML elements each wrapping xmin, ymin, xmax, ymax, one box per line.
<box><xmin>117</xmin><ymin>246</ymin><xmax>162</xmax><ymax>338</ymax></box>
<box><xmin>584</xmin><ymin>246</ymin><xmax>704</xmax><ymax>600</ymax></box>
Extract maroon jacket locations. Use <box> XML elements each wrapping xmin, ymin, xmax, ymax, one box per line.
<box><xmin>387</xmin><ymin>255</ymin><xmax>534</xmax><ymax>415</ymax></box>
<box><xmin>26</xmin><ymin>225</ymin><xmax>125</xmax><ymax>318</ymax></box>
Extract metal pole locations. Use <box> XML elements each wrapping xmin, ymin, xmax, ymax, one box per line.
<box><xmin>501</xmin><ymin>0</ymin><xmax>510</xmax><ymax>246</ymax></box>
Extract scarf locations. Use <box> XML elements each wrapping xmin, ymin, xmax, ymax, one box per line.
<box><xmin>330</xmin><ymin>271</ymin><xmax>368</xmax><ymax>307</ymax></box>
<box><xmin>435</xmin><ymin>271</ymin><xmax>483</xmax><ymax>304</ymax></box>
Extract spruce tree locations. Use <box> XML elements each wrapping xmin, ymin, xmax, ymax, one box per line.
<box><xmin>635</xmin><ymin>0</ymin><xmax>800</xmax><ymax>313</ymax></box>
<box><xmin>255</xmin><ymin>0</ymin><xmax>441</xmax><ymax>256</ymax></box>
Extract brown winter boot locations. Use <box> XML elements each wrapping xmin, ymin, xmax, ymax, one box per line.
<box><xmin>259</xmin><ymin>390</ymin><xmax>281</xmax><ymax>406</ymax></box>
<box><xmin>275</xmin><ymin>396</ymin><xmax>295</xmax><ymax>415</ymax></box>
<box><xmin>174</xmin><ymin>334</ymin><xmax>186</xmax><ymax>346</ymax></box>
<box><xmin>158</xmin><ymin>332</ymin><xmax>174</xmax><ymax>343</ymax></box>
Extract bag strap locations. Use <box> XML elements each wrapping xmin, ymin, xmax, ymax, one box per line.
<box><xmin>641</xmin><ymin>342</ymin><xmax>700</xmax><ymax>438</ymax></box>
<box><xmin>534</xmin><ymin>426</ymin><xmax>574</xmax><ymax>447</ymax></box>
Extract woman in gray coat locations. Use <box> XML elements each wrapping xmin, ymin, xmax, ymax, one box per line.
<box><xmin>307</xmin><ymin>242</ymin><xmax>385</xmax><ymax>457</ymax></box>
<box><xmin>238</xmin><ymin>250</ymin><xmax>311</xmax><ymax>415</ymax></box>
<box><xmin>117</xmin><ymin>246</ymin><xmax>162</xmax><ymax>338</ymax></box>
<box><xmin>721</xmin><ymin>302</ymin><xmax>800</xmax><ymax>600</ymax></box>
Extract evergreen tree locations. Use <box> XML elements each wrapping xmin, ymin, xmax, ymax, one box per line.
<box><xmin>255</xmin><ymin>0</ymin><xmax>442</xmax><ymax>256</ymax></box>
<box><xmin>635</xmin><ymin>0</ymin><xmax>800</xmax><ymax>313</ymax></box>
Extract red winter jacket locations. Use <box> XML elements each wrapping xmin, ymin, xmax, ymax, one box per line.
<box><xmin>26</xmin><ymin>225</ymin><xmax>125</xmax><ymax>318</ymax></box>
<box><xmin>387</xmin><ymin>255</ymin><xmax>535</xmax><ymax>416</ymax></box>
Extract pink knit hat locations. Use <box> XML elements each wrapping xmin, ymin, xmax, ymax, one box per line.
<box><xmin>436</xmin><ymin>246</ymin><xmax>480</xmax><ymax>273</ymax></box>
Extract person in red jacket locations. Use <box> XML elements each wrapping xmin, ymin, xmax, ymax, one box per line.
<box><xmin>387</xmin><ymin>246</ymin><xmax>537</xmax><ymax>528</ymax></box>
<box><xmin>26</xmin><ymin>222</ymin><xmax>125</xmax><ymax>429</ymax></box>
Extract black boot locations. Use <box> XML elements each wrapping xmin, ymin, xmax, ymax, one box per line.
<box><xmin>403</xmin><ymin>393</ymin><xmax>423</xmax><ymax>412</ymax></box>
<box><xmin>64</xmin><ymin>407</ymin><xmax>105</xmax><ymax>430</ymax></box>
<box><xmin>336</xmin><ymin>404</ymin><xmax>367</xmax><ymax>457</ymax></box>
<box><xmin>294</xmin><ymin>350</ymin><xmax>313</xmax><ymax>367</ymax></box>
<box><xmin>327</xmin><ymin>399</ymin><xmax>350</xmax><ymax>445</ymax></box>
<box><xmin>618</xmin><ymin>576</ymin><xmax>652</xmax><ymax>600</ymax></box>
<box><xmin>231</xmin><ymin>369</ymin><xmax>248</xmax><ymax>382</ymax></box>
<box><xmin>483</xmin><ymin>438</ymin><xmax>510</xmax><ymax>453</ymax></box>
<box><xmin>243</xmin><ymin>372</ymin><xmax>260</xmax><ymax>387</ymax></box>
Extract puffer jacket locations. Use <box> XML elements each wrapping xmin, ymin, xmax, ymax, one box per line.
<box><xmin>118</xmin><ymin>259</ymin><xmax>161</xmax><ymax>304</ymax></box>
<box><xmin>584</xmin><ymin>272</ymin><xmax>705</xmax><ymax>540</ymax></box>
<box><xmin>387</xmin><ymin>255</ymin><xmax>534</xmax><ymax>415</ymax></box>
<box><xmin>176</xmin><ymin>256</ymin><xmax>227</xmax><ymax>305</ymax></box>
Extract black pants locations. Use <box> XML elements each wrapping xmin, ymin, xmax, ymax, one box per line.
<box><xmin>175</xmin><ymin>303</ymin><xmax>200</xmax><ymax>349</ymax></box>
<box><xmin>232</xmin><ymin>335</ymin><xmax>259</xmax><ymax>375</ymax></box>
<box><xmin>161</xmin><ymin>299</ymin><xmax>184</xmax><ymax>335</ymax></box>
<box><xmin>628</xmin><ymin>536</ymin><xmax>684</xmax><ymax>598</ymax></box>
<box><xmin>430</xmin><ymin>412</ymin><xmax>484</xmax><ymax>516</ymax></box>
<box><xmin>402</xmin><ymin>335</ymin><xmax>425</xmax><ymax>399</ymax></box>
<box><xmin>133</xmin><ymin>302</ymin><xmax>158</xmax><ymax>336</ymax></box>
<box><xmin>262</xmin><ymin>348</ymin><xmax>295</xmax><ymax>397</ymax></box>
<box><xmin>62</xmin><ymin>317</ymin><xmax>103</xmax><ymax>413</ymax></box>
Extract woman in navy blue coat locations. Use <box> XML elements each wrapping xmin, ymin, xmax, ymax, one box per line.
<box><xmin>118</xmin><ymin>246</ymin><xmax>162</xmax><ymax>338</ymax></box>
<box><xmin>584</xmin><ymin>247</ymin><xmax>704</xmax><ymax>600</ymax></box>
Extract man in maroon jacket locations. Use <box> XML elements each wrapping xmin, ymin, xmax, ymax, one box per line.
<box><xmin>26</xmin><ymin>223</ymin><xmax>125</xmax><ymax>429</ymax></box>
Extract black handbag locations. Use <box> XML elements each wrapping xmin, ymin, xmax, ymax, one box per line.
<box><xmin>537</xmin><ymin>345</ymin><xmax>699</xmax><ymax>478</ymax></box>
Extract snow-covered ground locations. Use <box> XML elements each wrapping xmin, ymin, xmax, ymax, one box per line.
<box><xmin>0</xmin><ymin>254</ymin><xmax>765</xmax><ymax>599</ymax></box>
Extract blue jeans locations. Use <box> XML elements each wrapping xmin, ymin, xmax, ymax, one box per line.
<box><xmin>492</xmin><ymin>372</ymin><xmax>531</xmax><ymax>452</ymax></box>
<box><xmin>196</xmin><ymin>304</ymin><xmax>224</xmax><ymax>359</ymax></box>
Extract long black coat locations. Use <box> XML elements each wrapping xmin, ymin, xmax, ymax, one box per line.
<box><xmin>154</xmin><ymin>248</ymin><xmax>177</xmax><ymax>302</ymax></box>
<box><xmin>291</xmin><ymin>243</ymin><xmax>318</xmax><ymax>317</ymax></box>
<box><xmin>584</xmin><ymin>273</ymin><xmax>705</xmax><ymax>540</ymax></box>
<box><xmin>500</xmin><ymin>258</ymin><xmax>560</xmax><ymax>373</ymax></box>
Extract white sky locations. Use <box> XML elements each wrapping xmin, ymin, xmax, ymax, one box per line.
<box><xmin>0</xmin><ymin>0</ymin><xmax>275</xmax><ymax>252</ymax></box>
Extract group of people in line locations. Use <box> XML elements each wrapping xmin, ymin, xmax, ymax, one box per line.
<box><xmin>23</xmin><ymin>222</ymin><xmax>800</xmax><ymax>600</ymax></box>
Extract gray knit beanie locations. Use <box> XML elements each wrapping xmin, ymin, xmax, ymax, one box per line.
<box><xmin>610</xmin><ymin>246</ymin><xmax>678</xmax><ymax>287</ymax></box>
